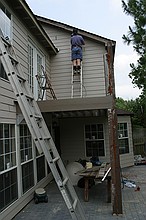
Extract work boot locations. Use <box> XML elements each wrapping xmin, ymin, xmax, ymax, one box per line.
<box><xmin>73</xmin><ymin>66</ymin><xmax>77</xmax><ymax>74</ymax></box>
<box><xmin>77</xmin><ymin>66</ymin><xmax>81</xmax><ymax>74</ymax></box>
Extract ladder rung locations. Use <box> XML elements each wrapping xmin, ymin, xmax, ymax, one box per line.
<box><xmin>36</xmin><ymin>65</ymin><xmax>57</xmax><ymax>100</ymax></box>
<box><xmin>73</xmin><ymin>198</ymin><xmax>78</xmax><ymax>210</ymax></box>
<box><xmin>9</xmin><ymin>54</ymin><xmax>18</xmax><ymax>64</ymax></box>
<box><xmin>73</xmin><ymin>80</ymin><xmax>81</xmax><ymax>83</ymax></box>
<box><xmin>25</xmin><ymin>94</ymin><xmax>34</xmax><ymax>100</ymax></box>
<box><xmin>63</xmin><ymin>177</ymin><xmax>69</xmax><ymax>186</ymax></box>
<box><xmin>71</xmin><ymin>63</ymin><xmax>83</xmax><ymax>98</ymax></box>
<box><xmin>33</xmin><ymin>114</ymin><xmax>42</xmax><ymax>119</ymax></box>
<box><xmin>17</xmin><ymin>74</ymin><xmax>26</xmax><ymax>82</ymax></box>
<box><xmin>0</xmin><ymin>36</ymin><xmax>86</xmax><ymax>219</ymax></box>
<box><xmin>16</xmin><ymin>92</ymin><xmax>34</xmax><ymax>100</ymax></box>
<box><xmin>51</xmin><ymin>157</ymin><xmax>60</xmax><ymax>163</ymax></box>
<box><xmin>1</xmin><ymin>36</ymin><xmax>11</xmax><ymax>47</ymax></box>
<box><xmin>43</xmin><ymin>136</ymin><xmax>51</xmax><ymax>140</ymax></box>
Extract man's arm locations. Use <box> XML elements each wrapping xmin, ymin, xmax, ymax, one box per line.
<box><xmin>81</xmin><ymin>36</ymin><xmax>85</xmax><ymax>45</ymax></box>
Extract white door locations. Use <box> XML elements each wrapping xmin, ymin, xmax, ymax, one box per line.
<box><xmin>28</xmin><ymin>43</ymin><xmax>45</xmax><ymax>100</ymax></box>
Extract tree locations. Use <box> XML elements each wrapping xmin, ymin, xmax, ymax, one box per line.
<box><xmin>122</xmin><ymin>0</ymin><xmax>146</xmax><ymax>127</ymax></box>
<box><xmin>116</xmin><ymin>97</ymin><xmax>144</xmax><ymax>127</ymax></box>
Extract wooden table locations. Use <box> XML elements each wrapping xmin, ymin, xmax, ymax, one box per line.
<box><xmin>78</xmin><ymin>165</ymin><xmax>111</xmax><ymax>202</ymax></box>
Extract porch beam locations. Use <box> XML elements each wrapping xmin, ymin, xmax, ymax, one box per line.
<box><xmin>107</xmin><ymin>42</ymin><xmax>123</xmax><ymax>215</ymax></box>
<box><xmin>37</xmin><ymin>96</ymin><xmax>113</xmax><ymax>113</ymax></box>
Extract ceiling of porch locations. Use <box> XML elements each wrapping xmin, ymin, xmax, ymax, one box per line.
<box><xmin>38</xmin><ymin>96</ymin><xmax>112</xmax><ymax>118</ymax></box>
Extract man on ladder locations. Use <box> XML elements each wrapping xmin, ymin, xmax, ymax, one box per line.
<box><xmin>71</xmin><ymin>28</ymin><xmax>85</xmax><ymax>74</ymax></box>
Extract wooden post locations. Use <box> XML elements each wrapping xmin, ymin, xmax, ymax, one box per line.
<box><xmin>107</xmin><ymin>41</ymin><xmax>123</xmax><ymax>214</ymax></box>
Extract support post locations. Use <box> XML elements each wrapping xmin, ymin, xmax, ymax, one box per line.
<box><xmin>107</xmin><ymin>41</ymin><xmax>123</xmax><ymax>215</ymax></box>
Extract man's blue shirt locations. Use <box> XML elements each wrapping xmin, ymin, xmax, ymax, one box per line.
<box><xmin>71</xmin><ymin>35</ymin><xmax>85</xmax><ymax>48</ymax></box>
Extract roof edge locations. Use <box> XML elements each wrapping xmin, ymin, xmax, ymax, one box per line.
<box><xmin>117</xmin><ymin>109</ymin><xmax>134</xmax><ymax>116</ymax></box>
<box><xmin>36</xmin><ymin>15</ymin><xmax>116</xmax><ymax>45</ymax></box>
<box><xmin>20</xmin><ymin>0</ymin><xmax>58</xmax><ymax>54</ymax></box>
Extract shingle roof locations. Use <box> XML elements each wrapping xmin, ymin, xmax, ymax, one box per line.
<box><xmin>117</xmin><ymin>109</ymin><xmax>134</xmax><ymax>116</ymax></box>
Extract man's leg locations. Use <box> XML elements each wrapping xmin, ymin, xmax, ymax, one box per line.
<box><xmin>76</xmin><ymin>47</ymin><xmax>82</xmax><ymax>74</ymax></box>
<box><xmin>73</xmin><ymin>59</ymin><xmax>77</xmax><ymax>74</ymax></box>
<box><xmin>77</xmin><ymin>59</ymin><xmax>81</xmax><ymax>74</ymax></box>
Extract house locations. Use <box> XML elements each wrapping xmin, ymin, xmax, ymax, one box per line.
<box><xmin>36</xmin><ymin>16</ymin><xmax>134</xmax><ymax>168</ymax></box>
<box><xmin>0</xmin><ymin>0</ymin><xmax>134</xmax><ymax>219</ymax></box>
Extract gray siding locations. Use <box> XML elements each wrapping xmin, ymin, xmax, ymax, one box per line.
<box><xmin>0</xmin><ymin>2</ymin><xmax>53</xmax><ymax>218</ymax></box>
<box><xmin>60</xmin><ymin>115</ymin><xmax>134</xmax><ymax>168</ymax></box>
<box><xmin>0</xmin><ymin>79</ymin><xmax>16</xmax><ymax>123</ymax></box>
<box><xmin>118</xmin><ymin>116</ymin><xmax>134</xmax><ymax>168</ymax></box>
<box><xmin>41</xmin><ymin>24</ymin><xmax>107</xmax><ymax>99</ymax></box>
<box><xmin>60</xmin><ymin>116</ymin><xmax>110</xmax><ymax>165</ymax></box>
<box><xmin>0</xmin><ymin>4</ymin><xmax>51</xmax><ymax>123</ymax></box>
<box><xmin>12</xmin><ymin>14</ymin><xmax>51</xmax><ymax>80</ymax></box>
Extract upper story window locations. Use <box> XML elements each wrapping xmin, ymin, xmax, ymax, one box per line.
<box><xmin>0</xmin><ymin>3</ymin><xmax>11</xmax><ymax>40</ymax></box>
<box><xmin>85</xmin><ymin>124</ymin><xmax>105</xmax><ymax>157</ymax></box>
<box><xmin>118</xmin><ymin>123</ymin><xmax>129</xmax><ymax>154</ymax></box>
<box><xmin>28</xmin><ymin>42</ymin><xmax>45</xmax><ymax>100</ymax></box>
<box><xmin>0</xmin><ymin>4</ymin><xmax>11</xmax><ymax>80</ymax></box>
<box><xmin>28</xmin><ymin>44</ymin><xmax>34</xmax><ymax>94</ymax></box>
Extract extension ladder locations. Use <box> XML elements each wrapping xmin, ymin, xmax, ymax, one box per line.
<box><xmin>0</xmin><ymin>36</ymin><xmax>86</xmax><ymax>220</ymax></box>
<box><xmin>71</xmin><ymin>64</ymin><xmax>83</xmax><ymax>98</ymax></box>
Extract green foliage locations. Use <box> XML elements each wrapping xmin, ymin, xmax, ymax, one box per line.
<box><xmin>116</xmin><ymin>97</ymin><xmax>145</xmax><ymax>128</ymax></box>
<box><xmin>122</xmin><ymin>0</ymin><xmax>146</xmax><ymax>93</ymax></box>
<box><xmin>122</xmin><ymin>0</ymin><xmax>146</xmax><ymax>127</ymax></box>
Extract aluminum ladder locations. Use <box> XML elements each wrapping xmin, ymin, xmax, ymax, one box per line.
<box><xmin>71</xmin><ymin>64</ymin><xmax>83</xmax><ymax>98</ymax></box>
<box><xmin>36</xmin><ymin>65</ymin><xmax>57</xmax><ymax>100</ymax></box>
<box><xmin>0</xmin><ymin>36</ymin><xmax>86</xmax><ymax>220</ymax></box>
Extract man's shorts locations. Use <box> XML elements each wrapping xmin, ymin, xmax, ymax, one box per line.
<box><xmin>71</xmin><ymin>46</ymin><xmax>82</xmax><ymax>61</ymax></box>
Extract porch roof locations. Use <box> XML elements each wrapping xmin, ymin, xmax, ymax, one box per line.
<box><xmin>37</xmin><ymin>96</ymin><xmax>113</xmax><ymax>114</ymax></box>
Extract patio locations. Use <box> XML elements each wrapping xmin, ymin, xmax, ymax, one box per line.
<box><xmin>13</xmin><ymin>165</ymin><xmax>146</xmax><ymax>220</ymax></box>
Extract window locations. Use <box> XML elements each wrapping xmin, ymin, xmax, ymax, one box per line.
<box><xmin>118</xmin><ymin>123</ymin><xmax>129</xmax><ymax>154</ymax></box>
<box><xmin>28</xmin><ymin>44</ymin><xmax>34</xmax><ymax>94</ymax></box>
<box><xmin>20</xmin><ymin>124</ymin><xmax>32</xmax><ymax>163</ymax></box>
<box><xmin>0</xmin><ymin>169</ymin><xmax>18</xmax><ymax>212</ymax></box>
<box><xmin>85</xmin><ymin>124</ymin><xmax>105</xmax><ymax>157</ymax></box>
<box><xmin>0</xmin><ymin>3</ymin><xmax>11</xmax><ymax>80</ymax></box>
<box><xmin>0</xmin><ymin>3</ymin><xmax>11</xmax><ymax>40</ymax></box>
<box><xmin>36</xmin><ymin>155</ymin><xmax>45</xmax><ymax>182</ymax></box>
<box><xmin>35</xmin><ymin>141</ymin><xmax>46</xmax><ymax>182</ymax></box>
<box><xmin>22</xmin><ymin>161</ymin><xmax>34</xmax><ymax>193</ymax></box>
<box><xmin>0</xmin><ymin>61</ymin><xmax>8</xmax><ymax>80</ymax></box>
<box><xmin>0</xmin><ymin>124</ymin><xmax>16</xmax><ymax>172</ymax></box>
<box><xmin>37</xmin><ymin>54</ymin><xmax>46</xmax><ymax>100</ymax></box>
<box><xmin>28</xmin><ymin>43</ymin><xmax>45</xmax><ymax>100</ymax></box>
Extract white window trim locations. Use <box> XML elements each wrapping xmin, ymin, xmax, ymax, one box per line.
<box><xmin>118</xmin><ymin>122</ymin><xmax>130</xmax><ymax>154</ymax></box>
<box><xmin>0</xmin><ymin>123</ymin><xmax>17</xmax><ymax>174</ymax></box>
<box><xmin>84</xmin><ymin>123</ymin><xmax>105</xmax><ymax>157</ymax></box>
<box><xmin>0</xmin><ymin>2</ymin><xmax>12</xmax><ymax>41</ymax></box>
<box><xmin>28</xmin><ymin>41</ymin><xmax>45</xmax><ymax>100</ymax></box>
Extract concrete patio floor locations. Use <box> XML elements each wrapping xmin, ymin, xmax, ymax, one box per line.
<box><xmin>13</xmin><ymin>165</ymin><xmax>146</xmax><ymax>220</ymax></box>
